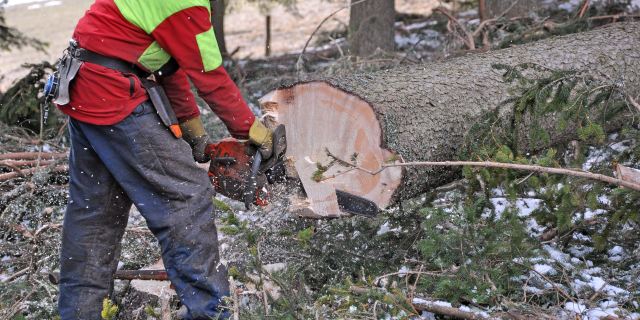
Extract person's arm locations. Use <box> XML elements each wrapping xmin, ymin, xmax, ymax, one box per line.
<box><xmin>156</xmin><ymin>68</ymin><xmax>200</xmax><ymax>122</ymax></box>
<box><xmin>149</xmin><ymin>5</ymin><xmax>255</xmax><ymax>139</ymax></box>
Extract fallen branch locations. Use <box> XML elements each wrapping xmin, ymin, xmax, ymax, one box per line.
<box><xmin>0</xmin><ymin>160</ymin><xmax>54</xmax><ymax>168</ymax></box>
<box><xmin>0</xmin><ymin>165</ymin><xmax>68</xmax><ymax>181</ymax></box>
<box><xmin>587</xmin><ymin>14</ymin><xmax>640</xmax><ymax>21</ymax></box>
<box><xmin>412</xmin><ymin>299</ymin><xmax>487</xmax><ymax>320</ymax></box>
<box><xmin>1</xmin><ymin>266</ymin><xmax>30</xmax><ymax>283</ymax></box>
<box><xmin>0</xmin><ymin>152</ymin><xmax>67</xmax><ymax>161</ymax></box>
<box><xmin>2</xmin><ymin>135</ymin><xmax>43</xmax><ymax>145</ymax></box>
<box><xmin>349</xmin><ymin>285</ymin><xmax>487</xmax><ymax>319</ymax></box>
<box><xmin>374</xmin><ymin>269</ymin><xmax>451</xmax><ymax>285</ymax></box>
<box><xmin>380</xmin><ymin>161</ymin><xmax>640</xmax><ymax>192</ymax></box>
<box><xmin>324</xmin><ymin>155</ymin><xmax>640</xmax><ymax>192</ymax></box>
<box><xmin>1</xmin><ymin>257</ymin><xmax>48</xmax><ymax>283</ymax></box>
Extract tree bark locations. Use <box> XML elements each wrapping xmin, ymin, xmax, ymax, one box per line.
<box><xmin>485</xmin><ymin>0</ymin><xmax>542</xmax><ymax>18</ymax></box>
<box><xmin>260</xmin><ymin>22</ymin><xmax>640</xmax><ymax>218</ymax></box>
<box><xmin>211</xmin><ymin>0</ymin><xmax>228</xmax><ymax>56</ymax></box>
<box><xmin>349</xmin><ymin>0</ymin><xmax>395</xmax><ymax>57</ymax></box>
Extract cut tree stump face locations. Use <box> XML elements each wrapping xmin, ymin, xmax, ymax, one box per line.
<box><xmin>260</xmin><ymin>81</ymin><xmax>402</xmax><ymax>218</ymax></box>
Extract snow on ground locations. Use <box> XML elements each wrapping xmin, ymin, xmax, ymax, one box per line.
<box><xmin>426</xmin><ymin>134</ymin><xmax>639</xmax><ymax>319</ymax></box>
<box><xmin>394</xmin><ymin>20</ymin><xmax>444</xmax><ymax>55</ymax></box>
<box><xmin>376</xmin><ymin>221</ymin><xmax>402</xmax><ymax>236</ymax></box>
<box><xmin>1</xmin><ymin>0</ymin><xmax>52</xmax><ymax>7</ymax></box>
<box><xmin>412</xmin><ymin>298</ymin><xmax>490</xmax><ymax>319</ymax></box>
<box><xmin>26</xmin><ymin>0</ymin><xmax>61</xmax><ymax>10</ymax></box>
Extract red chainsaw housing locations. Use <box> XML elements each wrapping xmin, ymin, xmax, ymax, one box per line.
<box><xmin>206</xmin><ymin>139</ymin><xmax>268</xmax><ymax>206</ymax></box>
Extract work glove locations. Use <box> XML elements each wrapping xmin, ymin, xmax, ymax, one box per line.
<box><xmin>248</xmin><ymin>119</ymin><xmax>274</xmax><ymax>160</ymax></box>
<box><xmin>180</xmin><ymin>116</ymin><xmax>211</xmax><ymax>163</ymax></box>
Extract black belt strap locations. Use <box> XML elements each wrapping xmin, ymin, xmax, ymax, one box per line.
<box><xmin>72</xmin><ymin>48</ymin><xmax>150</xmax><ymax>78</ymax></box>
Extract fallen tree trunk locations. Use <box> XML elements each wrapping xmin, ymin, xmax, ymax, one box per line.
<box><xmin>260</xmin><ymin>22</ymin><xmax>640</xmax><ymax>218</ymax></box>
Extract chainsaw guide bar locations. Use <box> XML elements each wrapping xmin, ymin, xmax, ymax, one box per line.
<box><xmin>335</xmin><ymin>190</ymin><xmax>379</xmax><ymax>217</ymax></box>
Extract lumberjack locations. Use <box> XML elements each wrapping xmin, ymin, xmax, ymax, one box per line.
<box><xmin>44</xmin><ymin>0</ymin><xmax>277</xmax><ymax>318</ymax></box>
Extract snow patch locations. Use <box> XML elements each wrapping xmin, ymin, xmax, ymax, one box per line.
<box><xmin>544</xmin><ymin>244</ymin><xmax>573</xmax><ymax>268</ymax></box>
<box><xmin>488</xmin><ymin>197</ymin><xmax>542</xmax><ymax>219</ymax></box>
<box><xmin>533</xmin><ymin>263</ymin><xmax>556</xmax><ymax>275</ymax></box>
<box><xmin>564</xmin><ymin>301</ymin><xmax>587</xmax><ymax>314</ymax></box>
<box><xmin>608</xmin><ymin>246</ymin><xmax>625</xmax><ymax>262</ymax></box>
<box><xmin>584</xmin><ymin>209</ymin><xmax>607</xmax><ymax>220</ymax></box>
<box><xmin>610</xmin><ymin>140</ymin><xmax>631</xmax><ymax>153</ymax></box>
<box><xmin>376</xmin><ymin>221</ymin><xmax>401</xmax><ymax>236</ymax></box>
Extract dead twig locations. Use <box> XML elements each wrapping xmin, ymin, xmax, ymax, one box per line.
<box><xmin>434</xmin><ymin>7</ymin><xmax>475</xmax><ymax>50</ymax></box>
<box><xmin>627</xmin><ymin>94</ymin><xmax>640</xmax><ymax>113</ymax></box>
<box><xmin>256</xmin><ymin>239</ymin><xmax>271</xmax><ymax>315</ymax></box>
<box><xmin>472</xmin><ymin>0</ymin><xmax>524</xmax><ymax>39</ymax></box>
<box><xmin>518</xmin><ymin>262</ymin><xmax>575</xmax><ymax>304</ymax></box>
<box><xmin>0</xmin><ymin>165</ymin><xmax>68</xmax><ymax>182</ymax></box>
<box><xmin>230</xmin><ymin>278</ymin><xmax>240</xmax><ymax>320</ymax></box>
<box><xmin>159</xmin><ymin>290</ymin><xmax>172</xmax><ymax>320</ymax></box>
<box><xmin>397</xmin><ymin>38</ymin><xmax>424</xmax><ymax>66</ymax></box>
<box><xmin>408</xmin><ymin>265</ymin><xmax>423</xmax><ymax>300</ymax></box>
<box><xmin>577</xmin><ymin>0</ymin><xmax>590</xmax><ymax>19</ymax></box>
<box><xmin>0</xmin><ymin>152</ymin><xmax>67</xmax><ymax>161</ymax></box>
<box><xmin>1</xmin><ymin>266</ymin><xmax>30</xmax><ymax>283</ymax></box>
<box><xmin>2</xmin><ymin>289</ymin><xmax>36</xmax><ymax>319</ymax></box>
<box><xmin>412</xmin><ymin>299</ymin><xmax>488</xmax><ymax>320</ymax></box>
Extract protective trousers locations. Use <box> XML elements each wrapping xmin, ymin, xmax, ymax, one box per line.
<box><xmin>58</xmin><ymin>101</ymin><xmax>230</xmax><ymax>319</ymax></box>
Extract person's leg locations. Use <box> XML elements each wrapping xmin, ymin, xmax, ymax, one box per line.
<box><xmin>75</xmin><ymin>101</ymin><xmax>229</xmax><ymax>319</ymax></box>
<box><xmin>58</xmin><ymin>119</ymin><xmax>132</xmax><ymax>320</ymax></box>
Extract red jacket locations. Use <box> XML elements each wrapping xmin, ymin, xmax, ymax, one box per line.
<box><xmin>59</xmin><ymin>0</ymin><xmax>255</xmax><ymax>138</ymax></box>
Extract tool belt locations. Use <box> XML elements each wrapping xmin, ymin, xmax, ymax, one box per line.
<box><xmin>46</xmin><ymin>40</ymin><xmax>182</xmax><ymax>138</ymax></box>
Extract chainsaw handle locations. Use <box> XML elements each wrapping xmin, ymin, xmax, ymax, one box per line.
<box><xmin>243</xmin><ymin>151</ymin><xmax>262</xmax><ymax>210</ymax></box>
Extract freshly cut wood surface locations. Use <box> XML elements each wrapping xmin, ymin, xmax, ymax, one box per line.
<box><xmin>261</xmin><ymin>83</ymin><xmax>402</xmax><ymax>218</ymax></box>
<box><xmin>616</xmin><ymin>164</ymin><xmax>640</xmax><ymax>185</ymax></box>
<box><xmin>261</xmin><ymin>22</ymin><xmax>640</xmax><ymax>218</ymax></box>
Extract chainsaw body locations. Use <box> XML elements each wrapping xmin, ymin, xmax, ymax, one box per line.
<box><xmin>207</xmin><ymin>125</ymin><xmax>287</xmax><ymax>208</ymax></box>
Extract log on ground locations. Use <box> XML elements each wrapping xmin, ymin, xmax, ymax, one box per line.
<box><xmin>260</xmin><ymin>22</ymin><xmax>640</xmax><ymax>218</ymax></box>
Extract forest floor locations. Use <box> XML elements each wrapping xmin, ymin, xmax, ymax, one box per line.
<box><xmin>1</xmin><ymin>0</ymin><xmax>640</xmax><ymax>319</ymax></box>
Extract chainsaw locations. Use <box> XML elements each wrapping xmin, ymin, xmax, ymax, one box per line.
<box><xmin>206</xmin><ymin>124</ymin><xmax>287</xmax><ymax>210</ymax></box>
<box><xmin>206</xmin><ymin>124</ymin><xmax>379</xmax><ymax>216</ymax></box>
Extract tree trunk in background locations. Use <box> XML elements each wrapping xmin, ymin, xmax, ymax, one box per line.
<box><xmin>211</xmin><ymin>0</ymin><xmax>228</xmax><ymax>56</ymax></box>
<box><xmin>261</xmin><ymin>22</ymin><xmax>640</xmax><ymax>218</ymax></box>
<box><xmin>485</xmin><ymin>0</ymin><xmax>542</xmax><ymax>18</ymax></box>
<box><xmin>349</xmin><ymin>0</ymin><xmax>395</xmax><ymax>57</ymax></box>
